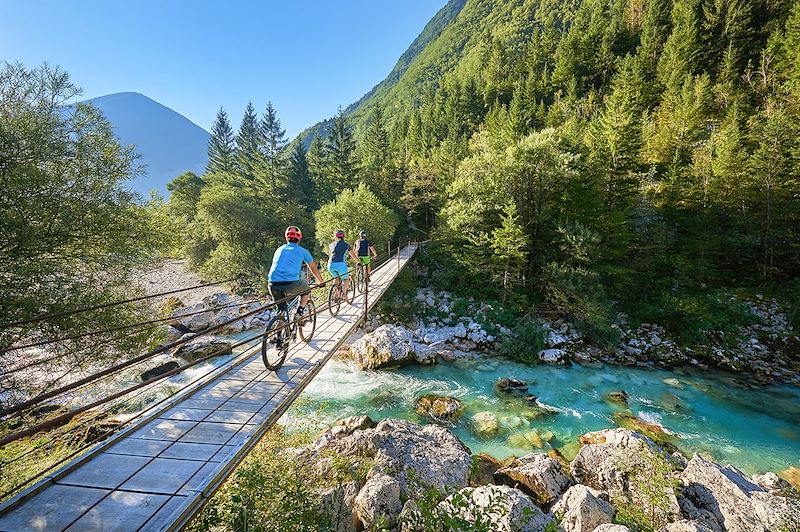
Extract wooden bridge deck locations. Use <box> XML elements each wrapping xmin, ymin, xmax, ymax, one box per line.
<box><xmin>0</xmin><ymin>244</ymin><xmax>418</xmax><ymax>532</ymax></box>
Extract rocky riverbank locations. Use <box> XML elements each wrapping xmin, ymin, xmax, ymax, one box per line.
<box><xmin>287</xmin><ymin>416</ymin><xmax>800</xmax><ymax>531</ymax></box>
<box><xmin>354</xmin><ymin>288</ymin><xmax>800</xmax><ymax>385</ymax></box>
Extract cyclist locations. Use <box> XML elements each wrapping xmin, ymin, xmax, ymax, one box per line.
<box><xmin>354</xmin><ymin>230</ymin><xmax>378</xmax><ymax>282</ymax></box>
<box><xmin>327</xmin><ymin>229</ymin><xmax>358</xmax><ymax>294</ymax></box>
<box><xmin>267</xmin><ymin>226</ymin><xmax>325</xmax><ymax>319</ymax></box>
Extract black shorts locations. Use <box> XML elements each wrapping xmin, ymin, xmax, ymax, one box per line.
<box><xmin>268</xmin><ymin>279</ymin><xmax>308</xmax><ymax>310</ymax></box>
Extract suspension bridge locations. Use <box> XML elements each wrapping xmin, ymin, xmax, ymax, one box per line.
<box><xmin>0</xmin><ymin>243</ymin><xmax>418</xmax><ymax>531</ymax></box>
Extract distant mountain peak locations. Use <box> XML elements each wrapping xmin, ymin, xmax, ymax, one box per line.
<box><xmin>81</xmin><ymin>92</ymin><xmax>209</xmax><ymax>198</ymax></box>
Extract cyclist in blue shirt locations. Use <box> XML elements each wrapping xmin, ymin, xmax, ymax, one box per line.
<box><xmin>327</xmin><ymin>229</ymin><xmax>358</xmax><ymax>294</ymax></box>
<box><xmin>267</xmin><ymin>226</ymin><xmax>325</xmax><ymax>317</ymax></box>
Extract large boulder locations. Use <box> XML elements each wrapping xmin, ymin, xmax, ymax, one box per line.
<box><xmin>435</xmin><ymin>485</ymin><xmax>554</xmax><ymax>532</ymax></box>
<box><xmin>550</xmin><ymin>484</ymin><xmax>615</xmax><ymax>532</ymax></box>
<box><xmin>172</xmin><ymin>336</ymin><xmax>232</xmax><ymax>362</ymax></box>
<box><xmin>353</xmin><ymin>469</ymin><xmax>402</xmax><ymax>529</ymax></box>
<box><xmin>347</xmin><ymin>325</ymin><xmax>417</xmax><ymax>369</ymax></box>
<box><xmin>680</xmin><ymin>453</ymin><xmax>800</xmax><ymax>532</ymax></box>
<box><xmin>415</xmin><ymin>394</ymin><xmax>463</xmax><ymax>421</ymax></box>
<box><xmin>318</xmin><ymin>480</ymin><xmax>362</xmax><ymax>532</ymax></box>
<box><xmin>570</xmin><ymin>429</ymin><xmax>681</xmax><ymax>524</ymax></box>
<box><xmin>310</xmin><ymin>419</ymin><xmax>472</xmax><ymax>497</ymax></box>
<box><xmin>495</xmin><ymin>453</ymin><xmax>572</xmax><ymax>505</ymax></box>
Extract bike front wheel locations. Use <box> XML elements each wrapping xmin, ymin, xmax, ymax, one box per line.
<box><xmin>298</xmin><ymin>299</ymin><xmax>316</xmax><ymax>342</ymax></box>
<box><xmin>356</xmin><ymin>266</ymin><xmax>366</xmax><ymax>293</ymax></box>
<box><xmin>328</xmin><ymin>282</ymin><xmax>342</xmax><ymax>316</ymax></box>
<box><xmin>262</xmin><ymin>315</ymin><xmax>288</xmax><ymax>370</ymax></box>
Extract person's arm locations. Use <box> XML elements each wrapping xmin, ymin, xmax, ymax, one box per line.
<box><xmin>307</xmin><ymin>260</ymin><xmax>325</xmax><ymax>286</ymax></box>
<box><xmin>369</xmin><ymin>244</ymin><xmax>378</xmax><ymax>258</ymax></box>
<box><xmin>348</xmin><ymin>246</ymin><xmax>359</xmax><ymax>261</ymax></box>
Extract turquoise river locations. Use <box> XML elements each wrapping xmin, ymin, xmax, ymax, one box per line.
<box><xmin>287</xmin><ymin>354</ymin><xmax>800</xmax><ymax>476</ymax></box>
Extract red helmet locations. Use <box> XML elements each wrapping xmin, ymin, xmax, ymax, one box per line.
<box><xmin>285</xmin><ymin>226</ymin><xmax>302</xmax><ymax>242</ymax></box>
<box><xmin>335</xmin><ymin>229</ymin><xmax>345</xmax><ymax>238</ymax></box>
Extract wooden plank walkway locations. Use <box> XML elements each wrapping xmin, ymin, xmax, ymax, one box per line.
<box><xmin>0</xmin><ymin>244</ymin><xmax>418</xmax><ymax>532</ymax></box>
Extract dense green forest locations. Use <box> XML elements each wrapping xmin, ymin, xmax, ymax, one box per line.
<box><xmin>166</xmin><ymin>0</ymin><xmax>800</xmax><ymax>344</ymax></box>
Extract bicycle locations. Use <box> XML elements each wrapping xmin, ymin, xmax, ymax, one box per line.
<box><xmin>353</xmin><ymin>261</ymin><xmax>367</xmax><ymax>296</ymax></box>
<box><xmin>328</xmin><ymin>274</ymin><xmax>353</xmax><ymax>317</ymax></box>
<box><xmin>261</xmin><ymin>293</ymin><xmax>317</xmax><ymax>370</ymax></box>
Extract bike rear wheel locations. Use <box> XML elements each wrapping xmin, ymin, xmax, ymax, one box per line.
<box><xmin>328</xmin><ymin>282</ymin><xmax>342</xmax><ymax>316</ymax></box>
<box><xmin>262</xmin><ymin>314</ymin><xmax>288</xmax><ymax>370</ymax></box>
<box><xmin>298</xmin><ymin>299</ymin><xmax>316</xmax><ymax>342</ymax></box>
<box><xmin>356</xmin><ymin>265</ymin><xmax>366</xmax><ymax>293</ymax></box>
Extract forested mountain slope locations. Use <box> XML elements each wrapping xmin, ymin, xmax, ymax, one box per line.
<box><xmin>285</xmin><ymin>0</ymin><xmax>800</xmax><ymax>339</ymax></box>
<box><xmin>192</xmin><ymin>0</ymin><xmax>800</xmax><ymax>345</ymax></box>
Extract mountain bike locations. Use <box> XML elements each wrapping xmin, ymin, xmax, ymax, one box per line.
<box><xmin>328</xmin><ymin>275</ymin><xmax>353</xmax><ymax>317</ymax></box>
<box><xmin>261</xmin><ymin>294</ymin><xmax>317</xmax><ymax>370</ymax></box>
<box><xmin>353</xmin><ymin>262</ymin><xmax>367</xmax><ymax>296</ymax></box>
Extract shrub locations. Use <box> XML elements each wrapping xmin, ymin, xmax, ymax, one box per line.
<box><xmin>613</xmin><ymin>449</ymin><xmax>682</xmax><ymax>531</ymax></box>
<box><xmin>500</xmin><ymin>316</ymin><xmax>546</xmax><ymax>364</ymax></box>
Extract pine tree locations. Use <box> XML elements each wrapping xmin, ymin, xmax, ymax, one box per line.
<box><xmin>361</xmin><ymin>104</ymin><xmax>390</xmax><ymax>177</ymax></box>
<box><xmin>289</xmin><ymin>142</ymin><xmax>315</xmax><ymax>209</ymax></box>
<box><xmin>657</xmin><ymin>0</ymin><xmax>701</xmax><ymax>92</ymax></box>
<box><xmin>235</xmin><ymin>102</ymin><xmax>262</xmax><ymax>181</ymax></box>
<box><xmin>308</xmin><ymin>136</ymin><xmax>333</xmax><ymax>204</ymax></box>
<box><xmin>636</xmin><ymin>0</ymin><xmax>673</xmax><ymax>102</ymax></box>
<box><xmin>206</xmin><ymin>107</ymin><xmax>236</xmax><ymax>174</ymax></box>
<box><xmin>324</xmin><ymin>107</ymin><xmax>358</xmax><ymax>190</ymax></box>
<box><xmin>701</xmin><ymin>0</ymin><xmax>753</xmax><ymax>78</ymax></box>
<box><xmin>259</xmin><ymin>101</ymin><xmax>289</xmax><ymax>192</ymax></box>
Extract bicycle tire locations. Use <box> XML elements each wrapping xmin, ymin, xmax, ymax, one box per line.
<box><xmin>356</xmin><ymin>265</ymin><xmax>365</xmax><ymax>293</ymax></box>
<box><xmin>298</xmin><ymin>300</ymin><xmax>316</xmax><ymax>342</ymax></box>
<box><xmin>262</xmin><ymin>314</ymin><xmax>288</xmax><ymax>370</ymax></box>
<box><xmin>328</xmin><ymin>282</ymin><xmax>342</xmax><ymax>317</ymax></box>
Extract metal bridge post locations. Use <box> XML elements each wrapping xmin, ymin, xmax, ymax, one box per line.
<box><xmin>397</xmin><ymin>243</ymin><xmax>400</xmax><ymax>272</ymax></box>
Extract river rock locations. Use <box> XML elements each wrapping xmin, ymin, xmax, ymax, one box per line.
<box><xmin>436</xmin><ymin>485</ymin><xmax>553</xmax><ymax>531</ymax></box>
<box><xmin>496</xmin><ymin>377</ymin><xmax>529</xmax><ymax>394</ymax></box>
<box><xmin>495</xmin><ymin>453</ymin><xmax>572</xmax><ymax>505</ymax></box>
<box><xmin>421</xmin><ymin>323</ymin><xmax>468</xmax><ymax>344</ymax></box>
<box><xmin>604</xmin><ymin>391</ymin><xmax>629</xmax><ymax>406</ymax></box>
<box><xmin>571</xmin><ymin>429</ymin><xmax>681</xmax><ymax>523</ymax></box>
<box><xmin>318</xmin><ymin>480</ymin><xmax>362</xmax><ymax>532</ymax></box>
<box><xmin>140</xmin><ymin>361</ymin><xmax>180</xmax><ymax>382</ymax></box>
<box><xmin>347</xmin><ymin>324</ymin><xmax>416</xmax><ymax>369</ymax></box>
<box><xmin>172</xmin><ymin>336</ymin><xmax>232</xmax><ymax>362</ymax></box>
<box><xmin>415</xmin><ymin>394</ymin><xmax>463</xmax><ymax>421</ymax></box>
<box><xmin>550</xmin><ymin>484</ymin><xmax>615</xmax><ymax>532</ymax></box>
<box><xmin>680</xmin><ymin>453</ymin><xmax>800</xmax><ymax>531</ymax></box>
<box><xmin>593</xmin><ymin>526</ymin><xmax>632</xmax><ymax>532</ymax></box>
<box><xmin>612</xmin><ymin>410</ymin><xmax>675</xmax><ymax>447</ymax></box>
<box><xmin>471</xmin><ymin>411</ymin><xmax>500</xmax><ymax>437</ymax></box>
<box><xmin>539</xmin><ymin>348</ymin><xmax>570</xmax><ymax>365</ymax></box>
<box><xmin>312</xmin><ymin>419</ymin><xmax>471</xmax><ymax>497</ymax></box>
<box><xmin>354</xmin><ymin>469</ymin><xmax>402</xmax><ymax>529</ymax></box>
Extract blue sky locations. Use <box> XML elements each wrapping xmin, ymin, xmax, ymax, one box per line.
<box><xmin>0</xmin><ymin>0</ymin><xmax>446</xmax><ymax>137</ymax></box>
